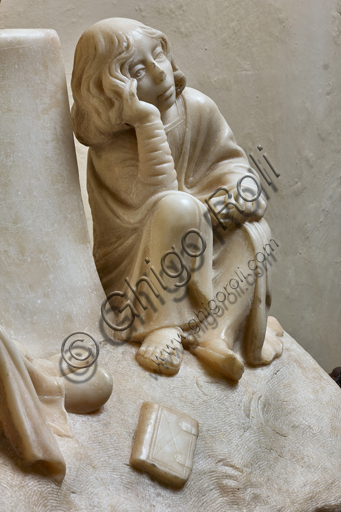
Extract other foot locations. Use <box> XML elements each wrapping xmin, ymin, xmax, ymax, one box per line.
<box><xmin>248</xmin><ymin>316</ymin><xmax>284</xmax><ymax>365</ymax></box>
<box><xmin>260</xmin><ymin>316</ymin><xmax>284</xmax><ymax>364</ymax></box>
<box><xmin>190</xmin><ymin>337</ymin><xmax>244</xmax><ymax>381</ymax></box>
<box><xmin>136</xmin><ymin>327</ymin><xmax>184</xmax><ymax>376</ymax></box>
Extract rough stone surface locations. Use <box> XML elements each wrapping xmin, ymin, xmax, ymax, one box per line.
<box><xmin>0</xmin><ymin>29</ymin><xmax>106</xmax><ymax>356</ymax></box>
<box><xmin>0</xmin><ymin>332</ymin><xmax>341</xmax><ymax>511</ymax></box>
<box><xmin>0</xmin><ymin>27</ymin><xmax>341</xmax><ymax>512</ymax></box>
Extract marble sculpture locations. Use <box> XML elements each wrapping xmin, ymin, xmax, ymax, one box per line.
<box><xmin>1</xmin><ymin>23</ymin><xmax>341</xmax><ymax>511</ymax></box>
<box><xmin>71</xmin><ymin>17</ymin><xmax>283</xmax><ymax>381</ymax></box>
<box><xmin>0</xmin><ymin>28</ymin><xmax>113</xmax><ymax>483</ymax></box>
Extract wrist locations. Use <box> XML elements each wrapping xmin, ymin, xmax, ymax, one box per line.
<box><xmin>134</xmin><ymin>115</ymin><xmax>163</xmax><ymax>130</ymax></box>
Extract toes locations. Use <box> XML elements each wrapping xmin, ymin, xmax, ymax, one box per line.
<box><xmin>139</xmin><ymin>345</ymin><xmax>146</xmax><ymax>356</ymax></box>
<box><xmin>246</xmin><ymin>320</ymin><xmax>284</xmax><ymax>366</ymax></box>
<box><xmin>262</xmin><ymin>335</ymin><xmax>283</xmax><ymax>363</ymax></box>
<box><xmin>267</xmin><ymin>316</ymin><xmax>284</xmax><ymax>337</ymax></box>
<box><xmin>136</xmin><ymin>329</ymin><xmax>184</xmax><ymax>376</ymax></box>
<box><xmin>145</xmin><ymin>346</ymin><xmax>156</xmax><ymax>359</ymax></box>
<box><xmin>221</xmin><ymin>354</ymin><xmax>244</xmax><ymax>381</ymax></box>
<box><xmin>152</xmin><ymin>349</ymin><xmax>167</xmax><ymax>364</ymax></box>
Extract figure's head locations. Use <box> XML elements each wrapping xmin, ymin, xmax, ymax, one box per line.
<box><xmin>71</xmin><ymin>18</ymin><xmax>186</xmax><ymax>146</ymax></box>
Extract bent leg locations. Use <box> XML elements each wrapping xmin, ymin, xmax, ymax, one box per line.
<box><xmin>196</xmin><ymin>226</ymin><xmax>256</xmax><ymax>347</ymax></box>
<box><xmin>242</xmin><ymin>220</ymin><xmax>282</xmax><ymax>365</ymax></box>
<box><xmin>185</xmin><ymin>226</ymin><xmax>254</xmax><ymax>380</ymax></box>
<box><xmin>191</xmin><ymin>219</ymin><xmax>281</xmax><ymax>377</ymax></box>
<box><xmin>133</xmin><ymin>192</ymin><xmax>213</xmax><ymax>373</ymax></box>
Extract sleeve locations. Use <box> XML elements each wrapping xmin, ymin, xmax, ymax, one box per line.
<box><xmin>180</xmin><ymin>89</ymin><xmax>261</xmax><ymax>202</ymax></box>
<box><xmin>89</xmin><ymin>124</ymin><xmax>178</xmax><ymax>211</ymax></box>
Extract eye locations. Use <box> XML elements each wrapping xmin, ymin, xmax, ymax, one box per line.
<box><xmin>130</xmin><ymin>65</ymin><xmax>145</xmax><ymax>80</ymax></box>
<box><xmin>153</xmin><ymin>45</ymin><xmax>165</xmax><ymax>61</ymax></box>
<box><xmin>155</xmin><ymin>52</ymin><xmax>165</xmax><ymax>62</ymax></box>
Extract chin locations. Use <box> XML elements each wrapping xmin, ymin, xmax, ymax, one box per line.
<box><xmin>158</xmin><ymin>95</ymin><xmax>176</xmax><ymax>112</ymax></box>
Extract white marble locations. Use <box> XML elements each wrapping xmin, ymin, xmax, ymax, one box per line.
<box><xmin>130</xmin><ymin>402</ymin><xmax>199</xmax><ymax>487</ymax></box>
<box><xmin>71</xmin><ymin>18</ymin><xmax>282</xmax><ymax>381</ymax></box>
<box><xmin>0</xmin><ymin>325</ymin><xmax>340</xmax><ymax>511</ymax></box>
<box><xmin>0</xmin><ymin>29</ymin><xmax>106</xmax><ymax>356</ymax></box>
<box><xmin>1</xmin><ymin>1</ymin><xmax>340</xmax><ymax>373</ymax></box>
<box><xmin>0</xmin><ymin>29</ymin><xmax>113</xmax><ymax>480</ymax></box>
<box><xmin>0</xmin><ymin>25</ymin><xmax>340</xmax><ymax>511</ymax></box>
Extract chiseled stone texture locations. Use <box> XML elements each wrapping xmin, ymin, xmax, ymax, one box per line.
<box><xmin>0</xmin><ymin>330</ymin><xmax>340</xmax><ymax>511</ymax></box>
<box><xmin>0</xmin><ymin>27</ymin><xmax>340</xmax><ymax>512</ymax></box>
<box><xmin>0</xmin><ymin>29</ymin><xmax>106</xmax><ymax>356</ymax></box>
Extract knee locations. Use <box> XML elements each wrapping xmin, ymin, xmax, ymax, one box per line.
<box><xmin>156</xmin><ymin>193</ymin><xmax>203</xmax><ymax>231</ymax></box>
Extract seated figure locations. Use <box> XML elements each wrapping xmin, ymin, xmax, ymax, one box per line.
<box><xmin>71</xmin><ymin>18</ymin><xmax>283</xmax><ymax>380</ymax></box>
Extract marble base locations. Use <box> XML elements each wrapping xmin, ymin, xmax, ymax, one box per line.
<box><xmin>0</xmin><ymin>29</ymin><xmax>106</xmax><ymax>356</ymax></box>
<box><xmin>1</xmin><ymin>29</ymin><xmax>340</xmax><ymax>511</ymax></box>
<box><xmin>0</xmin><ymin>329</ymin><xmax>340</xmax><ymax>511</ymax></box>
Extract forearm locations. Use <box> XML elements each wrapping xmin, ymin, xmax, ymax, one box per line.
<box><xmin>135</xmin><ymin>119</ymin><xmax>178</xmax><ymax>188</ymax></box>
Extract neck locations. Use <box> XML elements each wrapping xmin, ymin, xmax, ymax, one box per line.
<box><xmin>160</xmin><ymin>102</ymin><xmax>178</xmax><ymax>126</ymax></box>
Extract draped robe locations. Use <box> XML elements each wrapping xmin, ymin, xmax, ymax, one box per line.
<box><xmin>87</xmin><ymin>87</ymin><xmax>271</xmax><ymax>356</ymax></box>
<box><xmin>0</xmin><ymin>326</ymin><xmax>71</xmax><ymax>482</ymax></box>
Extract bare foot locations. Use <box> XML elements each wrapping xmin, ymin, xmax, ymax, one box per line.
<box><xmin>267</xmin><ymin>316</ymin><xmax>284</xmax><ymax>337</ymax></box>
<box><xmin>248</xmin><ymin>316</ymin><xmax>284</xmax><ymax>365</ymax></box>
<box><xmin>260</xmin><ymin>316</ymin><xmax>284</xmax><ymax>364</ymax></box>
<box><xmin>189</xmin><ymin>337</ymin><xmax>244</xmax><ymax>381</ymax></box>
<box><xmin>136</xmin><ymin>327</ymin><xmax>184</xmax><ymax>375</ymax></box>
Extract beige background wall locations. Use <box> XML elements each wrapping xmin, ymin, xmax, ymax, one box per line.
<box><xmin>1</xmin><ymin>0</ymin><xmax>340</xmax><ymax>372</ymax></box>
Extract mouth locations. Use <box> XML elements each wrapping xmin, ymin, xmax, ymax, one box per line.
<box><xmin>157</xmin><ymin>85</ymin><xmax>174</xmax><ymax>100</ymax></box>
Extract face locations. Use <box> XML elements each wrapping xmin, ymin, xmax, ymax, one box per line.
<box><xmin>128</xmin><ymin>32</ymin><xmax>176</xmax><ymax>113</ymax></box>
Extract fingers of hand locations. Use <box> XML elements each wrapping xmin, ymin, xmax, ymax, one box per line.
<box><xmin>129</xmin><ymin>78</ymin><xmax>138</xmax><ymax>99</ymax></box>
<box><xmin>257</xmin><ymin>197</ymin><xmax>267</xmax><ymax>216</ymax></box>
<box><xmin>248</xmin><ymin>197</ymin><xmax>267</xmax><ymax>220</ymax></box>
<box><xmin>123</xmin><ymin>79</ymin><xmax>137</xmax><ymax>104</ymax></box>
<box><xmin>230</xmin><ymin>194</ymin><xmax>266</xmax><ymax>222</ymax></box>
<box><xmin>235</xmin><ymin>193</ymin><xmax>246</xmax><ymax>213</ymax></box>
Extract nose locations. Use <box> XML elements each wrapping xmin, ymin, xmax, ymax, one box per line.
<box><xmin>150</xmin><ymin>62</ymin><xmax>166</xmax><ymax>84</ymax></box>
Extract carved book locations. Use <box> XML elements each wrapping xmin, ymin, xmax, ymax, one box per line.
<box><xmin>130</xmin><ymin>402</ymin><xmax>199</xmax><ymax>486</ymax></box>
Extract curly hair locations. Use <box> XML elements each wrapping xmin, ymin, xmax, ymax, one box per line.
<box><xmin>71</xmin><ymin>18</ymin><xmax>186</xmax><ymax>146</ymax></box>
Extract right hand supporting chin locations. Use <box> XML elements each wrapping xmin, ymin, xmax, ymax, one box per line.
<box><xmin>122</xmin><ymin>79</ymin><xmax>161</xmax><ymax>126</ymax></box>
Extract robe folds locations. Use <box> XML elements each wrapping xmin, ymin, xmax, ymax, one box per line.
<box><xmin>87</xmin><ymin>87</ymin><xmax>272</xmax><ymax>348</ymax></box>
<box><xmin>0</xmin><ymin>326</ymin><xmax>71</xmax><ymax>483</ymax></box>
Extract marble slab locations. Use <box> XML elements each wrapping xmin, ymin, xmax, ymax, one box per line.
<box><xmin>0</xmin><ymin>29</ymin><xmax>106</xmax><ymax>357</ymax></box>
<box><xmin>0</xmin><ymin>29</ymin><xmax>340</xmax><ymax>512</ymax></box>
<box><xmin>0</xmin><ymin>328</ymin><xmax>340</xmax><ymax>511</ymax></box>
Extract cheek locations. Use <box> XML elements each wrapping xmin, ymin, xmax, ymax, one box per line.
<box><xmin>164</xmin><ymin>60</ymin><xmax>174</xmax><ymax>80</ymax></box>
<box><xmin>136</xmin><ymin>82</ymin><xmax>153</xmax><ymax>103</ymax></box>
